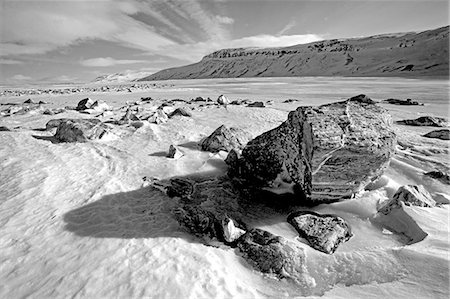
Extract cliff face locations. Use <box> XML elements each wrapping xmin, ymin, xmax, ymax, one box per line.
<box><xmin>139</xmin><ymin>26</ymin><xmax>449</xmax><ymax>81</ymax></box>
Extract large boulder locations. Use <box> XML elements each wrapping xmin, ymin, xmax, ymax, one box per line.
<box><xmin>228</xmin><ymin>95</ymin><xmax>396</xmax><ymax>203</ymax></box>
<box><xmin>287</xmin><ymin>211</ymin><xmax>352</xmax><ymax>254</ymax></box>
<box><xmin>423</xmin><ymin>129</ymin><xmax>450</xmax><ymax>140</ymax></box>
<box><xmin>201</xmin><ymin>125</ymin><xmax>252</xmax><ymax>153</ymax></box>
<box><xmin>237</xmin><ymin>228</ymin><xmax>314</xmax><ymax>287</ymax></box>
<box><xmin>396</xmin><ymin>116</ymin><xmax>448</xmax><ymax>127</ymax></box>
<box><xmin>54</xmin><ymin>119</ymin><xmax>108</xmax><ymax>142</ymax></box>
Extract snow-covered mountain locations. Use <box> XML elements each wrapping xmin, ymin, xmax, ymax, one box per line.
<box><xmin>138</xmin><ymin>26</ymin><xmax>449</xmax><ymax>81</ymax></box>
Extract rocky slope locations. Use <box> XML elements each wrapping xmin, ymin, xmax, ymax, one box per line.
<box><xmin>139</xmin><ymin>26</ymin><xmax>448</xmax><ymax>80</ymax></box>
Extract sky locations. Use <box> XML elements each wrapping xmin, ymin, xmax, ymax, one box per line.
<box><xmin>0</xmin><ymin>0</ymin><xmax>448</xmax><ymax>84</ymax></box>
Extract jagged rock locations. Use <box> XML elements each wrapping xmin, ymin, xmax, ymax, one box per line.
<box><xmin>424</xmin><ymin>171</ymin><xmax>450</xmax><ymax>184</ymax></box>
<box><xmin>167</xmin><ymin>145</ymin><xmax>184</xmax><ymax>159</ymax></box>
<box><xmin>387</xmin><ymin>185</ymin><xmax>436</xmax><ymax>208</ymax></box>
<box><xmin>76</xmin><ymin>98</ymin><xmax>95</xmax><ymax>111</ymax></box>
<box><xmin>148</xmin><ymin>110</ymin><xmax>168</xmax><ymax>124</ymax></box>
<box><xmin>221</xmin><ymin>217</ymin><xmax>246</xmax><ymax>243</ymax></box>
<box><xmin>423</xmin><ymin>129</ymin><xmax>450</xmax><ymax>140</ymax></box>
<box><xmin>166</xmin><ymin>178</ymin><xmax>194</xmax><ymax>198</ymax></box>
<box><xmin>46</xmin><ymin>118</ymin><xmax>68</xmax><ymax>130</ymax></box>
<box><xmin>384</xmin><ymin>98</ymin><xmax>423</xmax><ymax>105</ymax></box>
<box><xmin>217</xmin><ymin>95</ymin><xmax>230</xmax><ymax>105</ymax></box>
<box><xmin>169</xmin><ymin>107</ymin><xmax>192</xmax><ymax>118</ymax></box>
<box><xmin>396</xmin><ymin>116</ymin><xmax>448</xmax><ymax>127</ymax></box>
<box><xmin>201</xmin><ymin>125</ymin><xmax>252</xmax><ymax>153</ymax></box>
<box><xmin>287</xmin><ymin>211</ymin><xmax>352</xmax><ymax>254</ymax></box>
<box><xmin>173</xmin><ymin>205</ymin><xmax>219</xmax><ymax>239</ymax></box>
<box><xmin>54</xmin><ymin>119</ymin><xmax>108</xmax><ymax>142</ymax></box>
<box><xmin>228</xmin><ymin>94</ymin><xmax>396</xmax><ymax>203</ymax></box>
<box><xmin>247</xmin><ymin>101</ymin><xmax>265</xmax><ymax>108</ymax></box>
<box><xmin>237</xmin><ymin>228</ymin><xmax>313</xmax><ymax>286</ymax></box>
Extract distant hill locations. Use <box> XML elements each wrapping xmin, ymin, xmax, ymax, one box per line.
<box><xmin>138</xmin><ymin>26</ymin><xmax>449</xmax><ymax>81</ymax></box>
<box><xmin>93</xmin><ymin>71</ymin><xmax>152</xmax><ymax>83</ymax></box>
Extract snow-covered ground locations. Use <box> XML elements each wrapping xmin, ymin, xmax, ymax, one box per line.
<box><xmin>0</xmin><ymin>77</ymin><xmax>448</xmax><ymax>298</ymax></box>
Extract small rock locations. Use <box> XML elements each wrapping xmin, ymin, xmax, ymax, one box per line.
<box><xmin>0</xmin><ymin>126</ymin><xmax>11</xmax><ymax>131</ymax></box>
<box><xmin>76</xmin><ymin>98</ymin><xmax>95</xmax><ymax>111</ymax></box>
<box><xmin>141</xmin><ymin>97</ymin><xmax>153</xmax><ymax>102</ymax></box>
<box><xmin>287</xmin><ymin>211</ymin><xmax>352</xmax><ymax>254</ymax></box>
<box><xmin>247</xmin><ymin>101</ymin><xmax>265</xmax><ymax>108</ymax></box>
<box><xmin>217</xmin><ymin>95</ymin><xmax>230</xmax><ymax>105</ymax></box>
<box><xmin>166</xmin><ymin>178</ymin><xmax>194</xmax><ymax>198</ymax></box>
<box><xmin>192</xmin><ymin>96</ymin><xmax>205</xmax><ymax>102</ymax></box>
<box><xmin>24</xmin><ymin>99</ymin><xmax>36</xmax><ymax>104</ymax></box>
<box><xmin>396</xmin><ymin>116</ymin><xmax>448</xmax><ymax>127</ymax></box>
<box><xmin>148</xmin><ymin>110</ymin><xmax>168</xmax><ymax>124</ymax></box>
<box><xmin>167</xmin><ymin>145</ymin><xmax>184</xmax><ymax>159</ymax></box>
<box><xmin>284</xmin><ymin>99</ymin><xmax>300</xmax><ymax>103</ymax></box>
<box><xmin>169</xmin><ymin>107</ymin><xmax>192</xmax><ymax>118</ymax></box>
<box><xmin>221</xmin><ymin>217</ymin><xmax>246</xmax><ymax>243</ymax></box>
<box><xmin>423</xmin><ymin>129</ymin><xmax>450</xmax><ymax>140</ymax></box>
<box><xmin>384</xmin><ymin>98</ymin><xmax>423</xmax><ymax>106</ymax></box>
<box><xmin>201</xmin><ymin>125</ymin><xmax>252</xmax><ymax>153</ymax></box>
<box><xmin>388</xmin><ymin>185</ymin><xmax>436</xmax><ymax>208</ymax></box>
<box><xmin>173</xmin><ymin>205</ymin><xmax>219</xmax><ymax>239</ymax></box>
<box><xmin>424</xmin><ymin>171</ymin><xmax>450</xmax><ymax>185</ymax></box>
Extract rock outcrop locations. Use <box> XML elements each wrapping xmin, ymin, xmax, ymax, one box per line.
<box><xmin>201</xmin><ymin>125</ymin><xmax>252</xmax><ymax>153</ymax></box>
<box><xmin>396</xmin><ymin>116</ymin><xmax>448</xmax><ymax>127</ymax></box>
<box><xmin>423</xmin><ymin>129</ymin><xmax>450</xmax><ymax>140</ymax></box>
<box><xmin>384</xmin><ymin>98</ymin><xmax>423</xmax><ymax>105</ymax></box>
<box><xmin>54</xmin><ymin>119</ymin><xmax>108</xmax><ymax>142</ymax></box>
<box><xmin>287</xmin><ymin>211</ymin><xmax>352</xmax><ymax>254</ymax></box>
<box><xmin>228</xmin><ymin>95</ymin><xmax>396</xmax><ymax>203</ymax></box>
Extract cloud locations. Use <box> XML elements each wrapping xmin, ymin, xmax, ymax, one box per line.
<box><xmin>0</xmin><ymin>59</ymin><xmax>23</xmax><ymax>65</ymax></box>
<box><xmin>80</xmin><ymin>57</ymin><xmax>146</xmax><ymax>67</ymax></box>
<box><xmin>277</xmin><ymin>20</ymin><xmax>296</xmax><ymax>36</ymax></box>
<box><xmin>11</xmin><ymin>74</ymin><xmax>32</xmax><ymax>81</ymax></box>
<box><xmin>215</xmin><ymin>15</ymin><xmax>234</xmax><ymax>25</ymax></box>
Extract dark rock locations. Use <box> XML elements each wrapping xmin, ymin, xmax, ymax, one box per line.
<box><xmin>237</xmin><ymin>228</ymin><xmax>312</xmax><ymax>284</ymax></box>
<box><xmin>384</xmin><ymin>98</ymin><xmax>423</xmax><ymax>106</ymax></box>
<box><xmin>46</xmin><ymin>118</ymin><xmax>68</xmax><ymax>130</ymax></box>
<box><xmin>201</xmin><ymin>125</ymin><xmax>252</xmax><ymax>153</ymax></box>
<box><xmin>43</xmin><ymin>108</ymin><xmax>65</xmax><ymax>115</ymax></box>
<box><xmin>396</xmin><ymin>116</ymin><xmax>448</xmax><ymax>127</ymax></box>
<box><xmin>192</xmin><ymin>96</ymin><xmax>206</xmax><ymax>102</ymax></box>
<box><xmin>225</xmin><ymin>149</ymin><xmax>240</xmax><ymax>168</ymax></box>
<box><xmin>141</xmin><ymin>97</ymin><xmax>153</xmax><ymax>102</ymax></box>
<box><xmin>217</xmin><ymin>95</ymin><xmax>230</xmax><ymax>105</ymax></box>
<box><xmin>284</xmin><ymin>99</ymin><xmax>300</xmax><ymax>103</ymax></box>
<box><xmin>169</xmin><ymin>107</ymin><xmax>192</xmax><ymax>118</ymax></box>
<box><xmin>54</xmin><ymin>119</ymin><xmax>108</xmax><ymax>142</ymax></box>
<box><xmin>38</xmin><ymin>100</ymin><xmax>48</xmax><ymax>105</ymax></box>
<box><xmin>167</xmin><ymin>145</ymin><xmax>184</xmax><ymax>159</ymax></box>
<box><xmin>0</xmin><ymin>126</ymin><xmax>11</xmax><ymax>131</ymax></box>
<box><xmin>173</xmin><ymin>205</ymin><xmax>219</xmax><ymax>239</ymax></box>
<box><xmin>247</xmin><ymin>101</ymin><xmax>265</xmax><ymax>108</ymax></box>
<box><xmin>228</xmin><ymin>95</ymin><xmax>396</xmax><ymax>203</ymax></box>
<box><xmin>166</xmin><ymin>178</ymin><xmax>194</xmax><ymax>198</ymax></box>
<box><xmin>24</xmin><ymin>99</ymin><xmax>36</xmax><ymax>104</ymax></box>
<box><xmin>424</xmin><ymin>170</ymin><xmax>450</xmax><ymax>184</ymax></box>
<box><xmin>76</xmin><ymin>98</ymin><xmax>95</xmax><ymax>111</ymax></box>
<box><xmin>388</xmin><ymin>185</ymin><xmax>436</xmax><ymax>208</ymax></box>
<box><xmin>423</xmin><ymin>129</ymin><xmax>450</xmax><ymax>140</ymax></box>
<box><xmin>287</xmin><ymin>211</ymin><xmax>352</xmax><ymax>254</ymax></box>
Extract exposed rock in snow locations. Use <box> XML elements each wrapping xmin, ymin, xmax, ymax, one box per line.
<box><xmin>76</xmin><ymin>98</ymin><xmax>95</xmax><ymax>111</ymax></box>
<box><xmin>217</xmin><ymin>95</ymin><xmax>230</xmax><ymax>105</ymax></box>
<box><xmin>384</xmin><ymin>98</ymin><xmax>423</xmax><ymax>105</ymax></box>
<box><xmin>396</xmin><ymin>116</ymin><xmax>449</xmax><ymax>127</ymax></box>
<box><xmin>201</xmin><ymin>125</ymin><xmax>252</xmax><ymax>153</ymax></box>
<box><xmin>173</xmin><ymin>205</ymin><xmax>219</xmax><ymax>239</ymax></box>
<box><xmin>237</xmin><ymin>228</ymin><xmax>315</xmax><ymax>288</ymax></box>
<box><xmin>148</xmin><ymin>110</ymin><xmax>169</xmax><ymax>124</ymax></box>
<box><xmin>424</xmin><ymin>170</ymin><xmax>450</xmax><ymax>185</ymax></box>
<box><xmin>247</xmin><ymin>101</ymin><xmax>265</xmax><ymax>108</ymax></box>
<box><xmin>0</xmin><ymin>126</ymin><xmax>11</xmax><ymax>131</ymax></box>
<box><xmin>54</xmin><ymin>119</ymin><xmax>108</xmax><ymax>142</ymax></box>
<box><xmin>166</xmin><ymin>178</ymin><xmax>194</xmax><ymax>198</ymax></box>
<box><xmin>228</xmin><ymin>95</ymin><xmax>396</xmax><ymax>203</ymax></box>
<box><xmin>423</xmin><ymin>129</ymin><xmax>450</xmax><ymax>140</ymax></box>
<box><xmin>167</xmin><ymin>145</ymin><xmax>184</xmax><ymax>159</ymax></box>
<box><xmin>390</xmin><ymin>185</ymin><xmax>436</xmax><ymax>208</ymax></box>
<box><xmin>169</xmin><ymin>107</ymin><xmax>192</xmax><ymax>118</ymax></box>
<box><xmin>287</xmin><ymin>211</ymin><xmax>352</xmax><ymax>254</ymax></box>
<box><xmin>45</xmin><ymin>118</ymin><xmax>68</xmax><ymax>130</ymax></box>
<box><xmin>43</xmin><ymin>108</ymin><xmax>66</xmax><ymax>115</ymax></box>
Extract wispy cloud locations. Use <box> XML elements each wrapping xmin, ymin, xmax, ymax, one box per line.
<box><xmin>215</xmin><ymin>15</ymin><xmax>234</xmax><ymax>25</ymax></box>
<box><xmin>80</xmin><ymin>57</ymin><xmax>146</xmax><ymax>67</ymax></box>
<box><xmin>277</xmin><ymin>19</ymin><xmax>297</xmax><ymax>36</ymax></box>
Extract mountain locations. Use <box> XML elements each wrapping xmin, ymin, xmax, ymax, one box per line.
<box><xmin>139</xmin><ymin>26</ymin><xmax>449</xmax><ymax>81</ymax></box>
<box><xmin>93</xmin><ymin>71</ymin><xmax>152</xmax><ymax>83</ymax></box>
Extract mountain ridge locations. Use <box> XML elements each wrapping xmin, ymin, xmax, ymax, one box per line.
<box><xmin>138</xmin><ymin>26</ymin><xmax>449</xmax><ymax>81</ymax></box>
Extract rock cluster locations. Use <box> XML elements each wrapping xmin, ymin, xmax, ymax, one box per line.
<box><xmin>228</xmin><ymin>94</ymin><xmax>396</xmax><ymax>203</ymax></box>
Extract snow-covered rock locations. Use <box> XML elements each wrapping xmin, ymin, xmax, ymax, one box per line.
<box><xmin>201</xmin><ymin>125</ymin><xmax>252</xmax><ymax>153</ymax></box>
